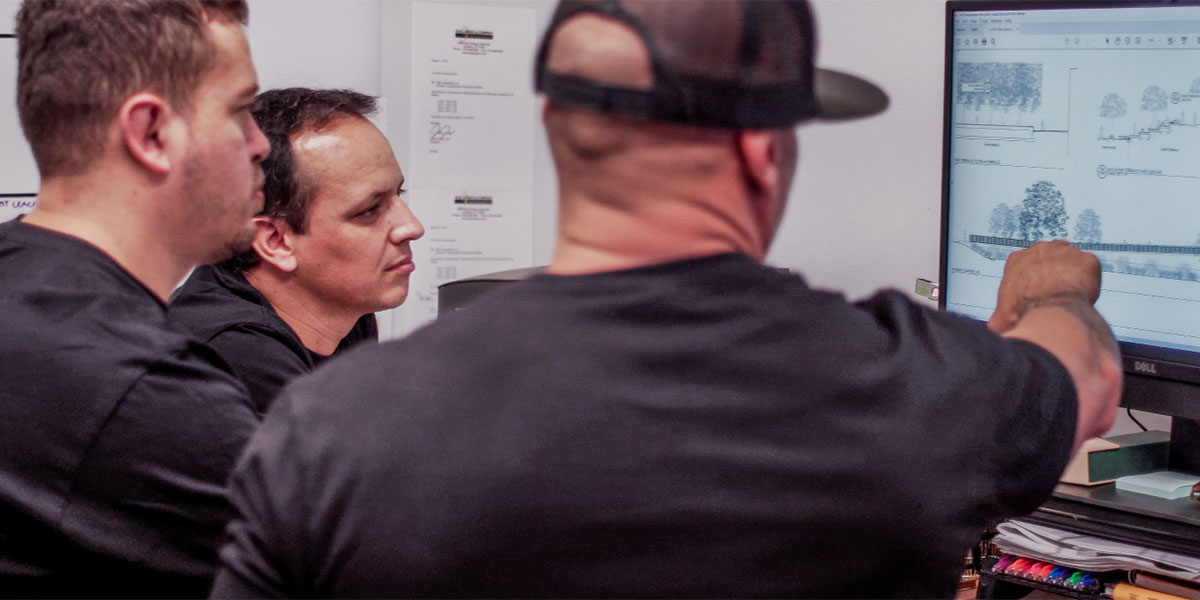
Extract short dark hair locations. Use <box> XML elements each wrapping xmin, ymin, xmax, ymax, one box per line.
<box><xmin>223</xmin><ymin>87</ymin><xmax>378</xmax><ymax>272</ymax></box>
<box><xmin>16</xmin><ymin>0</ymin><xmax>250</xmax><ymax>177</ymax></box>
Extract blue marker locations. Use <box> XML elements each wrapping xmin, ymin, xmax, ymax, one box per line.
<box><xmin>1047</xmin><ymin>566</ymin><xmax>1069</xmax><ymax>584</ymax></box>
<box><xmin>1079</xmin><ymin>574</ymin><xmax>1100</xmax><ymax>593</ymax></box>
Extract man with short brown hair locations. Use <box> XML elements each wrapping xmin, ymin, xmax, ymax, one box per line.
<box><xmin>170</xmin><ymin>87</ymin><xmax>424</xmax><ymax>413</ymax></box>
<box><xmin>0</xmin><ymin>0</ymin><xmax>269</xmax><ymax>595</ymax></box>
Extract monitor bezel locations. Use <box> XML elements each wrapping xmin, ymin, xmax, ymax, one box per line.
<box><xmin>939</xmin><ymin>0</ymin><xmax>1200</xmax><ymax>407</ymax></box>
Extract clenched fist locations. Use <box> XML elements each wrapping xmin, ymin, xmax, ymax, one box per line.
<box><xmin>987</xmin><ymin>240</ymin><xmax>1102</xmax><ymax>334</ymax></box>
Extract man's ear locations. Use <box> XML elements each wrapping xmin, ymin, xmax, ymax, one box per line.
<box><xmin>118</xmin><ymin>92</ymin><xmax>177</xmax><ymax>175</ymax></box>
<box><xmin>735</xmin><ymin>130</ymin><xmax>791</xmax><ymax>257</ymax></box>
<box><xmin>735</xmin><ymin>130</ymin><xmax>780</xmax><ymax>195</ymax></box>
<box><xmin>251</xmin><ymin>217</ymin><xmax>298</xmax><ymax>273</ymax></box>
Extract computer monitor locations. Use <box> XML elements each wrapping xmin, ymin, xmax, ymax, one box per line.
<box><xmin>941</xmin><ymin>0</ymin><xmax>1200</xmax><ymax>473</ymax></box>
<box><xmin>437</xmin><ymin>267</ymin><xmax>544</xmax><ymax>315</ymax></box>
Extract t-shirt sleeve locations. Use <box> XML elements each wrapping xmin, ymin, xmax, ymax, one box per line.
<box><xmin>853</xmin><ymin>290</ymin><xmax>1078</xmax><ymax>519</ymax></box>
<box><xmin>57</xmin><ymin>350</ymin><xmax>259</xmax><ymax>596</ymax></box>
<box><xmin>988</xmin><ymin>338</ymin><xmax>1078</xmax><ymax>513</ymax></box>
<box><xmin>207</xmin><ymin>326</ymin><xmax>312</xmax><ymax>415</ymax></box>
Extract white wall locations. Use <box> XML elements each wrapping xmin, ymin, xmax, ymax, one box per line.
<box><xmin>245</xmin><ymin>0</ymin><xmax>951</xmax><ymax>304</ymax></box>
<box><xmin>247</xmin><ymin>0</ymin><xmax>382</xmax><ymax>96</ymax></box>
<box><xmin>777</xmin><ymin>0</ymin><xmax>946</xmax><ymax>302</ymax></box>
<box><xmin>244</xmin><ymin>0</ymin><xmax>1167</xmax><ymax>434</ymax></box>
<box><xmin>377</xmin><ymin>0</ymin><xmax>559</xmax><ymax>267</ymax></box>
<box><xmin>0</xmin><ymin>0</ymin><xmax>948</xmax><ymax>301</ymax></box>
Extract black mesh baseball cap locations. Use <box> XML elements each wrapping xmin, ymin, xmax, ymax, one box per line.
<box><xmin>534</xmin><ymin>0</ymin><xmax>889</xmax><ymax>129</ymax></box>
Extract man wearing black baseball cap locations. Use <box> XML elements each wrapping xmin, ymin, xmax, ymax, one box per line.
<box><xmin>212</xmin><ymin>1</ymin><xmax>1120</xmax><ymax>597</ymax></box>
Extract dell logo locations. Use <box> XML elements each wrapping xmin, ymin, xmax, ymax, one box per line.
<box><xmin>1134</xmin><ymin>361</ymin><xmax>1158</xmax><ymax>374</ymax></box>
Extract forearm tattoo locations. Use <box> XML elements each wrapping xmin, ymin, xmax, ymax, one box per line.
<box><xmin>1023</xmin><ymin>292</ymin><xmax>1121</xmax><ymax>365</ymax></box>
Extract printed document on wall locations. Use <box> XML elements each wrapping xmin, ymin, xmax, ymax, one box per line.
<box><xmin>401</xmin><ymin>188</ymin><xmax>534</xmax><ymax>335</ymax></box>
<box><xmin>0</xmin><ymin>37</ymin><xmax>40</xmax><ymax>222</ymax></box>
<box><xmin>410</xmin><ymin>2</ymin><xmax>536</xmax><ymax>190</ymax></box>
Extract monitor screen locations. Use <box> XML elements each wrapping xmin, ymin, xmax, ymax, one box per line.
<box><xmin>942</xmin><ymin>0</ymin><xmax>1200</xmax><ymax>391</ymax></box>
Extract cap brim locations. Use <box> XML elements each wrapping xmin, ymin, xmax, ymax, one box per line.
<box><xmin>813</xmin><ymin>68</ymin><xmax>889</xmax><ymax>121</ymax></box>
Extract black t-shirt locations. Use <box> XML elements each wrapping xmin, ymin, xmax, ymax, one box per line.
<box><xmin>169</xmin><ymin>264</ymin><xmax>378</xmax><ymax>414</ymax></box>
<box><xmin>212</xmin><ymin>253</ymin><xmax>1077</xmax><ymax>598</ymax></box>
<box><xmin>0</xmin><ymin>220</ymin><xmax>259</xmax><ymax>597</ymax></box>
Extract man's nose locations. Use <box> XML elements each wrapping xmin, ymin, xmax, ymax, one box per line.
<box><xmin>388</xmin><ymin>202</ymin><xmax>424</xmax><ymax>244</ymax></box>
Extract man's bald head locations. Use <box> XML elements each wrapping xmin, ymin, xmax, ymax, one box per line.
<box><xmin>540</xmin><ymin>13</ymin><xmax>663</xmax><ymax>161</ymax></box>
<box><xmin>534</xmin><ymin>0</ymin><xmax>887</xmax><ymax>128</ymax></box>
<box><xmin>538</xmin><ymin>9</ymin><xmax>763</xmax><ymax>204</ymax></box>
<box><xmin>543</xmin><ymin>13</ymin><xmax>654</xmax><ymax>91</ymax></box>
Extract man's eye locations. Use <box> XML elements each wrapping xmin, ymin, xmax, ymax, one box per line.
<box><xmin>358</xmin><ymin>205</ymin><xmax>380</xmax><ymax>218</ymax></box>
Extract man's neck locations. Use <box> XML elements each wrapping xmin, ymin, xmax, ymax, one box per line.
<box><xmin>544</xmin><ymin>119</ymin><xmax>774</xmax><ymax>275</ymax></box>
<box><xmin>548</xmin><ymin>187</ymin><xmax>766</xmax><ymax>275</ymax></box>
<box><xmin>242</xmin><ymin>267</ymin><xmax>360</xmax><ymax>356</ymax></box>
<box><xmin>23</xmin><ymin>177</ymin><xmax>193</xmax><ymax>302</ymax></box>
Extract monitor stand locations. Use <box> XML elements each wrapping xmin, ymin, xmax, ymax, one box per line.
<box><xmin>1034</xmin><ymin>417</ymin><xmax>1200</xmax><ymax>556</ymax></box>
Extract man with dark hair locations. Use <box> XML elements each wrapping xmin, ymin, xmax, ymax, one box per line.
<box><xmin>213</xmin><ymin>1</ymin><xmax>1121</xmax><ymax>597</ymax></box>
<box><xmin>0</xmin><ymin>0</ymin><xmax>268</xmax><ymax>595</ymax></box>
<box><xmin>170</xmin><ymin>87</ymin><xmax>424</xmax><ymax>413</ymax></box>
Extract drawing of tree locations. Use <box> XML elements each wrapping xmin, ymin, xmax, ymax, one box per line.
<box><xmin>1019</xmin><ymin>181</ymin><xmax>1069</xmax><ymax>241</ymax></box>
<box><xmin>988</xmin><ymin>203</ymin><xmax>1019</xmax><ymax>238</ymax></box>
<box><xmin>1074</xmin><ymin>209</ymin><xmax>1102</xmax><ymax>243</ymax></box>
<box><xmin>1100</xmin><ymin>93</ymin><xmax>1126</xmax><ymax>135</ymax></box>
<box><xmin>1142</xmin><ymin>85</ymin><xmax>1169</xmax><ymax>124</ymax></box>
<box><xmin>956</xmin><ymin>63</ymin><xmax>982</xmax><ymax>110</ymax></box>
<box><xmin>1012</xmin><ymin>62</ymin><xmax>1042</xmax><ymax>113</ymax></box>
<box><xmin>955</xmin><ymin>63</ymin><xmax>1042</xmax><ymax>119</ymax></box>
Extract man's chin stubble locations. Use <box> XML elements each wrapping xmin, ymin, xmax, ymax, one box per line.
<box><xmin>204</xmin><ymin>226</ymin><xmax>256</xmax><ymax>264</ymax></box>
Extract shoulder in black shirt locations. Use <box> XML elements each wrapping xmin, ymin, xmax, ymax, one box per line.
<box><xmin>170</xmin><ymin>263</ymin><xmax>379</xmax><ymax>413</ymax></box>
<box><xmin>0</xmin><ymin>219</ymin><xmax>258</xmax><ymax>597</ymax></box>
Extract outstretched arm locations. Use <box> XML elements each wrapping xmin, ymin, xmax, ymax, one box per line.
<box><xmin>987</xmin><ymin>240</ymin><xmax>1122</xmax><ymax>454</ymax></box>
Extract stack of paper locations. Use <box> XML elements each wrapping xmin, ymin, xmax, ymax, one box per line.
<box><xmin>993</xmin><ymin>519</ymin><xmax>1200</xmax><ymax>583</ymax></box>
<box><xmin>1115</xmin><ymin>472</ymin><xmax>1200</xmax><ymax>500</ymax></box>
